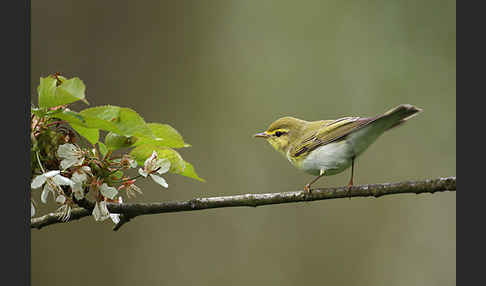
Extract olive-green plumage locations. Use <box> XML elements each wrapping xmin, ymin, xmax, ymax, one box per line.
<box><xmin>254</xmin><ymin>104</ymin><xmax>422</xmax><ymax>192</ymax></box>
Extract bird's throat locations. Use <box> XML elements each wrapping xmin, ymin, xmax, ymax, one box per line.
<box><xmin>267</xmin><ymin>137</ymin><xmax>292</xmax><ymax>158</ymax></box>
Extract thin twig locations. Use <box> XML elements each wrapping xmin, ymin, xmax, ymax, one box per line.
<box><xmin>30</xmin><ymin>176</ymin><xmax>456</xmax><ymax>231</ymax></box>
<box><xmin>31</xmin><ymin>208</ymin><xmax>91</xmax><ymax>230</ymax></box>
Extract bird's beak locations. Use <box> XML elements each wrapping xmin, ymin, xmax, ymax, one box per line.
<box><xmin>254</xmin><ymin>132</ymin><xmax>270</xmax><ymax>138</ymax></box>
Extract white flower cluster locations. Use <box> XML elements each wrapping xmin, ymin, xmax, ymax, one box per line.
<box><xmin>31</xmin><ymin>145</ymin><xmax>170</xmax><ymax>225</ymax></box>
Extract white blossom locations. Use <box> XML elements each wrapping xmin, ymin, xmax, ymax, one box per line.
<box><xmin>57</xmin><ymin>143</ymin><xmax>85</xmax><ymax>170</ymax></box>
<box><xmin>128</xmin><ymin>159</ymin><xmax>137</xmax><ymax>168</ymax></box>
<box><xmin>56</xmin><ymin>195</ymin><xmax>66</xmax><ymax>204</ymax></box>
<box><xmin>41</xmin><ymin>182</ymin><xmax>56</xmax><ymax>204</ymax></box>
<box><xmin>138</xmin><ymin>151</ymin><xmax>170</xmax><ymax>188</ymax></box>
<box><xmin>31</xmin><ymin>201</ymin><xmax>35</xmax><ymax>217</ymax></box>
<box><xmin>71</xmin><ymin>166</ymin><xmax>91</xmax><ymax>200</ymax></box>
<box><xmin>31</xmin><ymin>170</ymin><xmax>74</xmax><ymax>204</ymax></box>
<box><xmin>92</xmin><ymin>201</ymin><xmax>110</xmax><ymax>221</ymax></box>
<box><xmin>71</xmin><ymin>166</ymin><xmax>90</xmax><ymax>183</ymax></box>
<box><xmin>109</xmin><ymin>197</ymin><xmax>123</xmax><ymax>225</ymax></box>
<box><xmin>100</xmin><ymin>183</ymin><xmax>118</xmax><ymax>199</ymax></box>
<box><xmin>121</xmin><ymin>155</ymin><xmax>138</xmax><ymax>168</ymax></box>
<box><xmin>71</xmin><ymin>184</ymin><xmax>84</xmax><ymax>200</ymax></box>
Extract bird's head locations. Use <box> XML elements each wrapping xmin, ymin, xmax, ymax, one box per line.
<box><xmin>254</xmin><ymin>116</ymin><xmax>306</xmax><ymax>155</ymax></box>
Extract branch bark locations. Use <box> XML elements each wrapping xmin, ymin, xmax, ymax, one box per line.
<box><xmin>31</xmin><ymin>176</ymin><xmax>456</xmax><ymax>231</ymax></box>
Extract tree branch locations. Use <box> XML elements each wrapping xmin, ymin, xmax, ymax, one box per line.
<box><xmin>31</xmin><ymin>176</ymin><xmax>456</xmax><ymax>231</ymax></box>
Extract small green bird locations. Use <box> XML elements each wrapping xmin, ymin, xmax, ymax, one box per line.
<box><xmin>254</xmin><ymin>104</ymin><xmax>422</xmax><ymax>194</ymax></box>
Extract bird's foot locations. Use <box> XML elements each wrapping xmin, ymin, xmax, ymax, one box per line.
<box><xmin>302</xmin><ymin>184</ymin><xmax>312</xmax><ymax>200</ymax></box>
<box><xmin>304</xmin><ymin>184</ymin><xmax>311</xmax><ymax>193</ymax></box>
<box><xmin>346</xmin><ymin>182</ymin><xmax>353</xmax><ymax>200</ymax></box>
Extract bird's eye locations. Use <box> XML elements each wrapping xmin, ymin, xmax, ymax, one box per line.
<box><xmin>275</xmin><ymin>131</ymin><xmax>284</xmax><ymax>137</ymax></box>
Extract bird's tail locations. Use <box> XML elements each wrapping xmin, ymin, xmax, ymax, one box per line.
<box><xmin>380</xmin><ymin>104</ymin><xmax>423</xmax><ymax>131</ymax></box>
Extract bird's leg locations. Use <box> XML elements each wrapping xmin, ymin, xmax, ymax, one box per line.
<box><xmin>346</xmin><ymin>157</ymin><xmax>355</xmax><ymax>199</ymax></box>
<box><xmin>304</xmin><ymin>169</ymin><xmax>325</xmax><ymax>193</ymax></box>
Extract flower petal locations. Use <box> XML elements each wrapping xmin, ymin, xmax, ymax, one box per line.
<box><xmin>100</xmin><ymin>183</ymin><xmax>118</xmax><ymax>199</ymax></box>
<box><xmin>92</xmin><ymin>201</ymin><xmax>110</xmax><ymax>221</ymax></box>
<box><xmin>138</xmin><ymin>168</ymin><xmax>148</xmax><ymax>177</ymax></box>
<box><xmin>60</xmin><ymin>157</ymin><xmax>84</xmax><ymax>170</ymax></box>
<box><xmin>57</xmin><ymin>144</ymin><xmax>84</xmax><ymax>169</ymax></box>
<box><xmin>52</xmin><ymin>174</ymin><xmax>74</xmax><ymax>187</ymax></box>
<box><xmin>31</xmin><ymin>174</ymin><xmax>47</xmax><ymax>189</ymax></box>
<box><xmin>71</xmin><ymin>170</ymin><xmax>88</xmax><ymax>184</ymax></box>
<box><xmin>41</xmin><ymin>184</ymin><xmax>52</xmax><ymax>203</ymax></box>
<box><xmin>156</xmin><ymin>159</ymin><xmax>171</xmax><ymax>175</ymax></box>
<box><xmin>110</xmin><ymin>213</ymin><xmax>120</xmax><ymax>224</ymax></box>
<box><xmin>150</xmin><ymin>174</ymin><xmax>168</xmax><ymax>188</ymax></box>
<box><xmin>44</xmin><ymin>170</ymin><xmax>61</xmax><ymax>178</ymax></box>
<box><xmin>144</xmin><ymin>151</ymin><xmax>158</xmax><ymax>169</ymax></box>
<box><xmin>57</xmin><ymin>143</ymin><xmax>77</xmax><ymax>158</ymax></box>
<box><xmin>72</xmin><ymin>183</ymin><xmax>85</xmax><ymax>200</ymax></box>
<box><xmin>56</xmin><ymin>195</ymin><xmax>66</xmax><ymax>204</ymax></box>
<box><xmin>31</xmin><ymin>202</ymin><xmax>35</xmax><ymax>217</ymax></box>
<box><xmin>128</xmin><ymin>159</ymin><xmax>137</xmax><ymax>168</ymax></box>
<box><xmin>81</xmin><ymin>166</ymin><xmax>92</xmax><ymax>173</ymax></box>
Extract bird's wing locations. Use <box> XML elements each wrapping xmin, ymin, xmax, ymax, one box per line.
<box><xmin>290</xmin><ymin>116</ymin><xmax>375</xmax><ymax>158</ymax></box>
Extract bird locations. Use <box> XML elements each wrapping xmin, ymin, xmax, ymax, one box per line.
<box><xmin>254</xmin><ymin>104</ymin><xmax>422</xmax><ymax>195</ymax></box>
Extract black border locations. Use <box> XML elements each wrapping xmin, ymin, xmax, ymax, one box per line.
<box><xmin>458</xmin><ymin>1</ymin><xmax>481</xmax><ymax>285</ymax></box>
<box><xmin>3</xmin><ymin>1</ymin><xmax>30</xmax><ymax>285</ymax></box>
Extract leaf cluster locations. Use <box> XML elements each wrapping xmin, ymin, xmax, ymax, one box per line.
<box><xmin>33</xmin><ymin>74</ymin><xmax>203</xmax><ymax>181</ymax></box>
<box><xmin>30</xmin><ymin>74</ymin><xmax>204</xmax><ymax>224</ymax></box>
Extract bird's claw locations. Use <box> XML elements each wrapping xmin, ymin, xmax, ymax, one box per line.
<box><xmin>346</xmin><ymin>184</ymin><xmax>353</xmax><ymax>200</ymax></box>
<box><xmin>302</xmin><ymin>184</ymin><xmax>312</xmax><ymax>200</ymax></box>
<box><xmin>304</xmin><ymin>184</ymin><xmax>311</xmax><ymax>193</ymax></box>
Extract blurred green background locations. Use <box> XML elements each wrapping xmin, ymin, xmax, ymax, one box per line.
<box><xmin>31</xmin><ymin>1</ymin><xmax>456</xmax><ymax>285</ymax></box>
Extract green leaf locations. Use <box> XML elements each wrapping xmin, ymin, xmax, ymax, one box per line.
<box><xmin>117</xmin><ymin>108</ymin><xmax>153</xmax><ymax>138</ymax></box>
<box><xmin>37</xmin><ymin>77</ymin><xmax>57</xmax><ymax>108</ymax></box>
<box><xmin>38</xmin><ymin>76</ymin><xmax>88</xmax><ymax>108</ymax></box>
<box><xmin>179</xmin><ymin>162</ymin><xmax>205</xmax><ymax>182</ymax></box>
<box><xmin>56</xmin><ymin>77</ymin><xmax>89</xmax><ymax>105</ymax></box>
<box><xmin>79</xmin><ymin>105</ymin><xmax>120</xmax><ymax>123</ymax></box>
<box><xmin>71</xmin><ymin>124</ymin><xmax>99</xmax><ymax>145</ymax></box>
<box><xmin>52</xmin><ymin>109</ymin><xmax>120</xmax><ymax>133</ymax></box>
<box><xmin>55</xmin><ymin>109</ymin><xmax>86</xmax><ymax>123</ymax></box>
<box><xmin>79</xmin><ymin>106</ymin><xmax>153</xmax><ymax>138</ymax></box>
<box><xmin>98</xmin><ymin>142</ymin><xmax>108</xmax><ymax>158</ymax></box>
<box><xmin>132</xmin><ymin>123</ymin><xmax>190</xmax><ymax>149</ymax></box>
<box><xmin>130</xmin><ymin>144</ymin><xmax>203</xmax><ymax>181</ymax></box>
<box><xmin>109</xmin><ymin>170</ymin><xmax>124</xmax><ymax>181</ymax></box>
<box><xmin>49</xmin><ymin>105</ymin><xmax>154</xmax><ymax>140</ymax></box>
<box><xmin>105</xmin><ymin>132</ymin><xmax>137</xmax><ymax>150</ymax></box>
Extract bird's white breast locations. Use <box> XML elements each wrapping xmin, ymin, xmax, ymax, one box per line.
<box><xmin>300</xmin><ymin>140</ymin><xmax>354</xmax><ymax>176</ymax></box>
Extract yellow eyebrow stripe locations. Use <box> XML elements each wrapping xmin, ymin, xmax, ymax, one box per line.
<box><xmin>267</xmin><ymin>128</ymin><xmax>289</xmax><ymax>135</ymax></box>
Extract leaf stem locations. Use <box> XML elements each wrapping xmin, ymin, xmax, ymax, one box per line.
<box><xmin>111</xmin><ymin>174</ymin><xmax>143</xmax><ymax>184</ymax></box>
<box><xmin>46</xmin><ymin>120</ymin><xmax>67</xmax><ymax>127</ymax></box>
<box><xmin>35</xmin><ymin>151</ymin><xmax>45</xmax><ymax>173</ymax></box>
